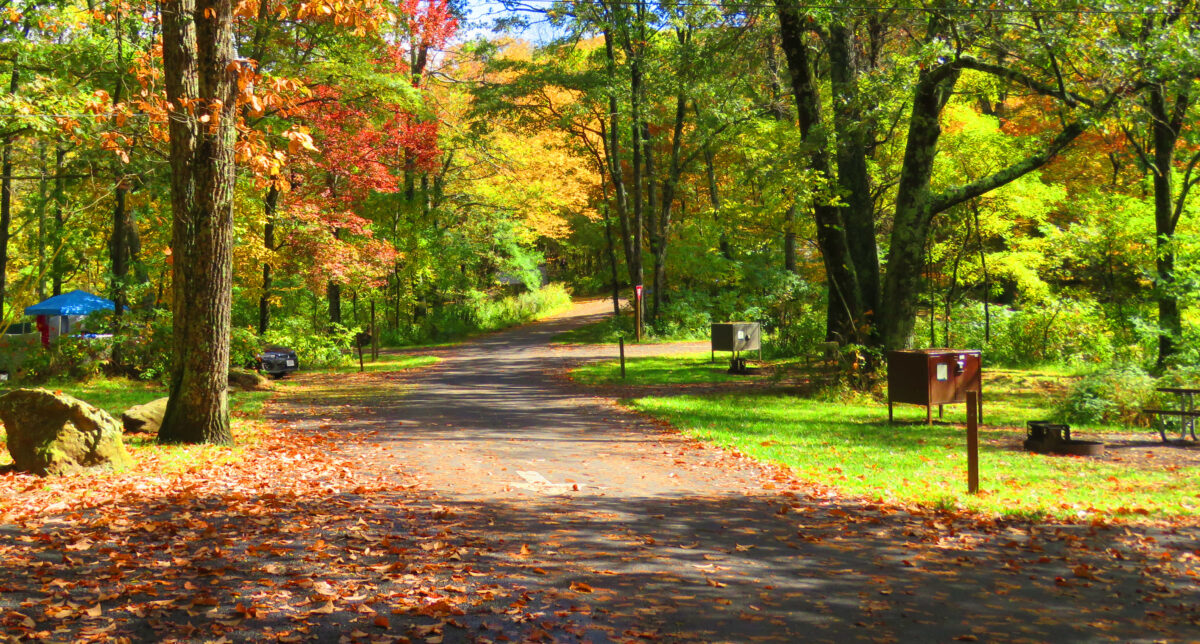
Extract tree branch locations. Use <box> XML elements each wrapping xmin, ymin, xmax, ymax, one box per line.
<box><xmin>928</xmin><ymin>118</ymin><xmax>1088</xmax><ymax>215</ymax></box>
<box><xmin>1172</xmin><ymin>147</ymin><xmax>1200</xmax><ymax>228</ymax></box>
<box><xmin>956</xmin><ymin>56</ymin><xmax>1097</xmax><ymax>108</ymax></box>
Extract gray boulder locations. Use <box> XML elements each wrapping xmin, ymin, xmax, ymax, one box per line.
<box><xmin>122</xmin><ymin>397</ymin><xmax>168</xmax><ymax>434</ymax></box>
<box><xmin>0</xmin><ymin>388</ymin><xmax>133</xmax><ymax>476</ymax></box>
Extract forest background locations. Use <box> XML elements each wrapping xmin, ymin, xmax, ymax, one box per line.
<box><xmin>1</xmin><ymin>0</ymin><xmax>1199</xmax><ymax>424</ymax></box>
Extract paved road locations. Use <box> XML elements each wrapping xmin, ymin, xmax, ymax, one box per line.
<box><xmin>279</xmin><ymin>300</ymin><xmax>1200</xmax><ymax>643</ymax></box>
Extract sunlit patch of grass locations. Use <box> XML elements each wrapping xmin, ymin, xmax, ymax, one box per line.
<box><xmin>327</xmin><ymin>353</ymin><xmax>439</xmax><ymax>374</ymax></box>
<box><xmin>593</xmin><ymin>358</ymin><xmax>1198</xmax><ymax>522</ymax></box>
<box><xmin>631</xmin><ymin>392</ymin><xmax>1198</xmax><ymax>521</ymax></box>
<box><xmin>552</xmin><ymin>318</ymin><xmax>708</xmax><ymax>345</ymax></box>
<box><xmin>571</xmin><ymin>353</ymin><xmax>751</xmax><ymax>385</ymax></box>
<box><xmin>0</xmin><ymin>377</ymin><xmax>277</xmax><ymax>470</ymax></box>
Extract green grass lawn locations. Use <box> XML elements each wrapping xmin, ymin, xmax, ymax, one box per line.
<box><xmin>552</xmin><ymin>319</ymin><xmax>707</xmax><ymax>345</ymax></box>
<box><xmin>571</xmin><ymin>352</ymin><xmax>760</xmax><ymax>385</ymax></box>
<box><xmin>0</xmin><ymin>376</ymin><xmax>279</xmax><ymax>468</ymax></box>
<box><xmin>329</xmin><ymin>353</ymin><xmax>440</xmax><ymax>374</ymax></box>
<box><xmin>578</xmin><ymin>356</ymin><xmax>1198</xmax><ymax>522</ymax></box>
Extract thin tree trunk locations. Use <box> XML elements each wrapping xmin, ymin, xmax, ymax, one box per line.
<box><xmin>258</xmin><ymin>185</ymin><xmax>278</xmax><ymax>335</ymax></box>
<box><xmin>628</xmin><ymin>54</ymin><xmax>645</xmax><ymax>293</ymax></box>
<box><xmin>602</xmin><ymin>29</ymin><xmax>635</xmax><ymax>282</ymax></box>
<box><xmin>0</xmin><ymin>64</ymin><xmax>18</xmax><ymax>322</ymax></box>
<box><xmin>111</xmin><ymin>184</ymin><xmax>129</xmax><ymax>314</ymax></box>
<box><xmin>703</xmin><ymin>145</ymin><xmax>732</xmax><ymax>259</ymax></box>
<box><xmin>110</xmin><ymin>2</ymin><xmax>130</xmax><ymax>318</ymax></box>
<box><xmin>1147</xmin><ymin>83</ymin><xmax>1188</xmax><ymax>370</ymax></box>
<box><xmin>51</xmin><ymin>144</ymin><xmax>65</xmax><ymax>296</ymax></box>
<box><xmin>604</xmin><ymin>204</ymin><xmax>621</xmax><ymax>317</ymax></box>
<box><xmin>36</xmin><ymin>144</ymin><xmax>47</xmax><ymax>301</ymax></box>
<box><xmin>651</xmin><ymin>87</ymin><xmax>688</xmax><ymax>321</ymax></box>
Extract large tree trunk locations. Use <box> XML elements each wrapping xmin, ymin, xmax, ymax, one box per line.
<box><xmin>773</xmin><ymin>4</ymin><xmax>865</xmax><ymax>344</ymax></box>
<box><xmin>158</xmin><ymin>0</ymin><xmax>238</xmax><ymax>445</ymax></box>
<box><xmin>827</xmin><ymin>24</ymin><xmax>881</xmax><ymax>342</ymax></box>
<box><xmin>879</xmin><ymin>63</ymin><xmax>961</xmax><ymax>350</ymax></box>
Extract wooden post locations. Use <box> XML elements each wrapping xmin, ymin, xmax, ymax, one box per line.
<box><xmin>619</xmin><ymin>337</ymin><xmax>626</xmax><ymax>379</ymax></box>
<box><xmin>967</xmin><ymin>390</ymin><xmax>979</xmax><ymax>494</ymax></box>
<box><xmin>633</xmin><ymin>286</ymin><xmax>643</xmax><ymax>342</ymax></box>
<box><xmin>357</xmin><ymin>342</ymin><xmax>364</xmax><ymax>373</ymax></box>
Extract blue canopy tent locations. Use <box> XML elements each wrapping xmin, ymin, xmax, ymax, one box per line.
<box><xmin>24</xmin><ymin>290</ymin><xmax>115</xmax><ymax>316</ymax></box>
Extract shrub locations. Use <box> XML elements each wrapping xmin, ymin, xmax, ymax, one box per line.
<box><xmin>938</xmin><ymin>299</ymin><xmax>1117</xmax><ymax>367</ymax></box>
<box><xmin>10</xmin><ymin>335</ymin><xmax>112</xmax><ymax>383</ymax></box>
<box><xmin>387</xmin><ymin>283</ymin><xmax>573</xmax><ymax>345</ymax></box>
<box><xmin>109</xmin><ymin>309</ymin><xmax>174</xmax><ymax>382</ymax></box>
<box><xmin>263</xmin><ymin>318</ymin><xmax>356</xmax><ymax>369</ymax></box>
<box><xmin>1055</xmin><ymin>365</ymin><xmax>1155</xmax><ymax>426</ymax></box>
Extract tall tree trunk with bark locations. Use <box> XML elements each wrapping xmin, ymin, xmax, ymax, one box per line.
<box><xmin>158</xmin><ymin>0</ymin><xmax>238</xmax><ymax>445</ymax></box>
<box><xmin>827</xmin><ymin>24</ymin><xmax>880</xmax><ymax>341</ymax></box>
<box><xmin>878</xmin><ymin>62</ymin><xmax>962</xmax><ymax>350</ymax></box>
<box><xmin>773</xmin><ymin>3</ymin><xmax>865</xmax><ymax>344</ymax></box>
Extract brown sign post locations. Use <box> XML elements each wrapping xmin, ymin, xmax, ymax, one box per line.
<box><xmin>634</xmin><ymin>285</ymin><xmax>644</xmax><ymax>342</ymax></box>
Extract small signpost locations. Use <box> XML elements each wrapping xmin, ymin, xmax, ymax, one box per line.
<box><xmin>967</xmin><ymin>390</ymin><xmax>979</xmax><ymax>494</ymax></box>
<box><xmin>634</xmin><ymin>285</ymin><xmax>644</xmax><ymax>343</ymax></box>
<box><xmin>619</xmin><ymin>337</ymin><xmax>626</xmax><ymax>379</ymax></box>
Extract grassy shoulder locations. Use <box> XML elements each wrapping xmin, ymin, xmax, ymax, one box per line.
<box><xmin>552</xmin><ymin>317</ymin><xmax>707</xmax><ymax>345</ymax></box>
<box><xmin>577</xmin><ymin>356</ymin><xmax>1198</xmax><ymax>522</ymax></box>
<box><xmin>0</xmin><ymin>376</ymin><xmax>277</xmax><ymax>470</ymax></box>
<box><xmin>570</xmin><ymin>352</ymin><xmax>761</xmax><ymax>385</ymax></box>
<box><xmin>328</xmin><ymin>353</ymin><xmax>440</xmax><ymax>374</ymax></box>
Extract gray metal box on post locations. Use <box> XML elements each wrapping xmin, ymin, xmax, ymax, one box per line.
<box><xmin>711</xmin><ymin>322</ymin><xmax>762</xmax><ymax>361</ymax></box>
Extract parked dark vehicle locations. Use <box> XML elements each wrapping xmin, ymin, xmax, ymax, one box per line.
<box><xmin>256</xmin><ymin>346</ymin><xmax>299</xmax><ymax>378</ymax></box>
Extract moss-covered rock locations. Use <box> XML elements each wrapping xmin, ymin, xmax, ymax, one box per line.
<box><xmin>228</xmin><ymin>369</ymin><xmax>268</xmax><ymax>391</ymax></box>
<box><xmin>0</xmin><ymin>388</ymin><xmax>133</xmax><ymax>476</ymax></box>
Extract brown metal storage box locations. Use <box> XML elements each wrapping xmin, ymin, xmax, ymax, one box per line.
<box><xmin>711</xmin><ymin>322</ymin><xmax>761</xmax><ymax>353</ymax></box>
<box><xmin>887</xmin><ymin>349</ymin><xmax>982</xmax><ymax>424</ymax></box>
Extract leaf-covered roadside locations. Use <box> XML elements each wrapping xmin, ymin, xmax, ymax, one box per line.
<box><xmin>0</xmin><ymin>419</ymin><xmax>593</xmax><ymax>643</ymax></box>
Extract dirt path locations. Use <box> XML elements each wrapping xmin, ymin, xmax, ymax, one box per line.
<box><xmin>271</xmin><ymin>300</ymin><xmax>1200</xmax><ymax>643</ymax></box>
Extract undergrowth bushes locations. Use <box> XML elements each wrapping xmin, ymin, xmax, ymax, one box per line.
<box><xmin>384</xmin><ymin>283</ymin><xmax>572</xmax><ymax>345</ymax></box>
<box><xmin>930</xmin><ymin>300</ymin><xmax>1121</xmax><ymax>367</ymax></box>
<box><xmin>1055</xmin><ymin>365</ymin><xmax>1155</xmax><ymax>426</ymax></box>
